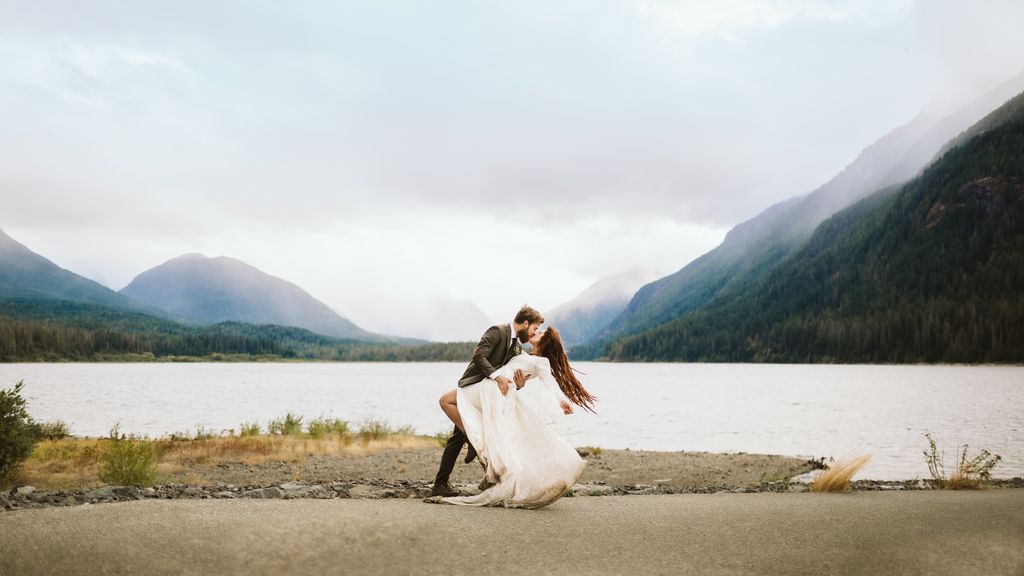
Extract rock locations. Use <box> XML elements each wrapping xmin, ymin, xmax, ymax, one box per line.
<box><xmin>15</xmin><ymin>486</ymin><xmax>37</xmax><ymax>496</ymax></box>
<box><xmin>625</xmin><ymin>484</ymin><xmax>659</xmax><ymax>495</ymax></box>
<box><xmin>182</xmin><ymin>487</ymin><xmax>205</xmax><ymax>498</ymax></box>
<box><xmin>62</xmin><ymin>496</ymin><xmax>79</xmax><ymax>506</ymax></box>
<box><xmin>244</xmin><ymin>487</ymin><xmax>284</xmax><ymax>499</ymax></box>
<box><xmin>213</xmin><ymin>491</ymin><xmax>237</xmax><ymax>499</ymax></box>
<box><xmin>84</xmin><ymin>487</ymin><xmax>117</xmax><ymax>501</ymax></box>
<box><xmin>348</xmin><ymin>485</ymin><xmax>380</xmax><ymax>499</ymax></box>
<box><xmin>570</xmin><ymin>484</ymin><xmax>614</xmax><ymax>496</ymax></box>
<box><xmin>280</xmin><ymin>483</ymin><xmax>329</xmax><ymax>499</ymax></box>
<box><xmin>28</xmin><ymin>492</ymin><xmax>49</xmax><ymax>503</ymax></box>
<box><xmin>112</xmin><ymin>486</ymin><xmax>141</xmax><ymax>499</ymax></box>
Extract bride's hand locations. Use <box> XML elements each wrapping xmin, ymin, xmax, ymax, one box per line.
<box><xmin>560</xmin><ymin>400</ymin><xmax>574</xmax><ymax>415</ymax></box>
<box><xmin>513</xmin><ymin>369</ymin><xmax>528</xmax><ymax>390</ymax></box>
<box><xmin>495</xmin><ymin>376</ymin><xmax>511</xmax><ymax>396</ymax></box>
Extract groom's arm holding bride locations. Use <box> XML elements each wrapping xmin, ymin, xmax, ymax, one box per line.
<box><xmin>469</xmin><ymin>325</ymin><xmax>519</xmax><ymax>396</ymax></box>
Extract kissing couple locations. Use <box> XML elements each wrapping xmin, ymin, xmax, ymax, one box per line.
<box><xmin>427</xmin><ymin>305</ymin><xmax>597</xmax><ymax>509</ymax></box>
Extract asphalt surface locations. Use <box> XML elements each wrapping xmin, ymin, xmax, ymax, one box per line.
<box><xmin>1</xmin><ymin>491</ymin><xmax>1023</xmax><ymax>575</ymax></box>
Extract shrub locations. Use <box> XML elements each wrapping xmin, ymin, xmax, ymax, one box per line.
<box><xmin>239</xmin><ymin>421</ymin><xmax>261</xmax><ymax>437</ymax></box>
<box><xmin>307</xmin><ymin>416</ymin><xmax>349</xmax><ymax>439</ymax></box>
<box><xmin>924</xmin><ymin>432</ymin><xmax>1001</xmax><ymax>489</ymax></box>
<box><xmin>39</xmin><ymin>420</ymin><xmax>70</xmax><ymax>440</ymax></box>
<box><xmin>357</xmin><ymin>417</ymin><xmax>394</xmax><ymax>440</ymax></box>
<box><xmin>98</xmin><ymin>424</ymin><xmax>160</xmax><ymax>486</ymax></box>
<box><xmin>268</xmin><ymin>412</ymin><xmax>304</xmax><ymax>436</ymax></box>
<box><xmin>0</xmin><ymin>380</ymin><xmax>42</xmax><ymax>486</ymax></box>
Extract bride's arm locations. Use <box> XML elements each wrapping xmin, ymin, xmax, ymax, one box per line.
<box><xmin>532</xmin><ymin>357</ymin><xmax>573</xmax><ymax>418</ymax></box>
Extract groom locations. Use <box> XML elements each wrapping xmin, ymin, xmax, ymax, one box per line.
<box><xmin>430</xmin><ymin>305</ymin><xmax>545</xmax><ymax>497</ymax></box>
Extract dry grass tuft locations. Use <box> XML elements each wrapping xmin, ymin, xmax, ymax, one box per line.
<box><xmin>810</xmin><ymin>455</ymin><xmax>871</xmax><ymax>492</ymax></box>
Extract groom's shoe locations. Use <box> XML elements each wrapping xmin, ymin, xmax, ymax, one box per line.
<box><xmin>430</xmin><ymin>481</ymin><xmax>460</xmax><ymax>498</ymax></box>
<box><xmin>464</xmin><ymin>443</ymin><xmax>478</xmax><ymax>464</ymax></box>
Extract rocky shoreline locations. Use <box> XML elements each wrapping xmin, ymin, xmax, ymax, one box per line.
<box><xmin>5</xmin><ymin>476</ymin><xmax>1023</xmax><ymax>512</ymax></box>
<box><xmin>9</xmin><ymin>445</ymin><xmax>1022</xmax><ymax>512</ymax></box>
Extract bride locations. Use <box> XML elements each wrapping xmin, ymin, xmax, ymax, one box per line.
<box><xmin>436</xmin><ymin>326</ymin><xmax>597</xmax><ymax>509</ymax></box>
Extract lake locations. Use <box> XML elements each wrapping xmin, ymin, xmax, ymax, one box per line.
<box><xmin>2</xmin><ymin>362</ymin><xmax>1021</xmax><ymax>480</ymax></box>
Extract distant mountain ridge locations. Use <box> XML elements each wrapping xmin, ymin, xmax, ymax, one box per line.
<box><xmin>586</xmin><ymin>69</ymin><xmax>1024</xmax><ymax>352</ymax></box>
<box><xmin>0</xmin><ymin>228</ymin><xmax>161</xmax><ymax>315</ymax></box>
<box><xmin>593</xmin><ymin>88</ymin><xmax>1024</xmax><ymax>362</ymax></box>
<box><xmin>0</xmin><ymin>297</ymin><xmax>472</xmax><ymax>362</ymax></box>
<box><xmin>119</xmin><ymin>253</ymin><xmax>389</xmax><ymax>342</ymax></box>
<box><xmin>546</xmin><ymin>268</ymin><xmax>658</xmax><ymax>347</ymax></box>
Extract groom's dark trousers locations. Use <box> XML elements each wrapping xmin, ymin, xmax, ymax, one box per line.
<box><xmin>433</xmin><ymin>323</ymin><xmax>521</xmax><ymax>487</ymax></box>
<box><xmin>434</xmin><ymin>426</ymin><xmax>470</xmax><ymax>486</ymax></box>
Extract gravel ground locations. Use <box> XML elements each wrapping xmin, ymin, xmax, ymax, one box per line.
<box><xmin>162</xmin><ymin>446</ymin><xmax>820</xmax><ymax>487</ymax></box>
<box><xmin>5</xmin><ymin>446</ymin><xmax>1020</xmax><ymax>512</ymax></box>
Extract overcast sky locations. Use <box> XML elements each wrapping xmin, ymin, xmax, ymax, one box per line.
<box><xmin>3</xmin><ymin>0</ymin><xmax>1024</xmax><ymax>340</ymax></box>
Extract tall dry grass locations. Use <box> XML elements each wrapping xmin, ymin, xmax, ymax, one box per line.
<box><xmin>13</xmin><ymin>421</ymin><xmax>434</xmax><ymax>491</ymax></box>
<box><xmin>809</xmin><ymin>455</ymin><xmax>871</xmax><ymax>492</ymax></box>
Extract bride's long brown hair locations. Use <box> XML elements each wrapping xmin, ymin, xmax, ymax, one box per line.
<box><xmin>537</xmin><ymin>327</ymin><xmax>597</xmax><ymax>414</ymax></box>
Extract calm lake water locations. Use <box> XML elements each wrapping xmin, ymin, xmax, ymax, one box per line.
<box><xmin>2</xmin><ymin>362</ymin><xmax>1021</xmax><ymax>480</ymax></box>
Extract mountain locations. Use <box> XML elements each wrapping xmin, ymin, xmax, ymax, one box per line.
<box><xmin>0</xmin><ymin>228</ymin><xmax>158</xmax><ymax>314</ymax></box>
<box><xmin>119</xmin><ymin>253</ymin><xmax>387</xmax><ymax>342</ymax></box>
<box><xmin>546</xmin><ymin>268</ymin><xmax>659</xmax><ymax>347</ymax></box>
<box><xmin>586</xmin><ymin>69</ymin><xmax>1024</xmax><ymax>352</ymax></box>
<box><xmin>0</xmin><ymin>298</ymin><xmax>473</xmax><ymax>361</ymax></box>
<box><xmin>600</xmin><ymin>89</ymin><xmax>1024</xmax><ymax>362</ymax></box>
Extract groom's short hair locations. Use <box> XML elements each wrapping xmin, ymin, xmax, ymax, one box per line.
<box><xmin>514</xmin><ymin>305</ymin><xmax>544</xmax><ymax>325</ymax></box>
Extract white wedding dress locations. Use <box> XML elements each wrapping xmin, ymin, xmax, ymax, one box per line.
<box><xmin>443</xmin><ymin>353</ymin><xmax>586</xmax><ymax>509</ymax></box>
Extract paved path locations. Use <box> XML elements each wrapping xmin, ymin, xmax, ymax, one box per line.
<box><xmin>2</xmin><ymin>491</ymin><xmax>1023</xmax><ymax>575</ymax></box>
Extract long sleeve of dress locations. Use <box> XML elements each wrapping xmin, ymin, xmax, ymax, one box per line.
<box><xmin>487</xmin><ymin>355</ymin><xmax>567</xmax><ymax>422</ymax></box>
<box><xmin>532</xmin><ymin>357</ymin><xmax>570</xmax><ymax>423</ymax></box>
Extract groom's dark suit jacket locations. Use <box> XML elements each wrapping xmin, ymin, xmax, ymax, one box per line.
<box><xmin>458</xmin><ymin>323</ymin><xmax>522</xmax><ymax>387</ymax></box>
